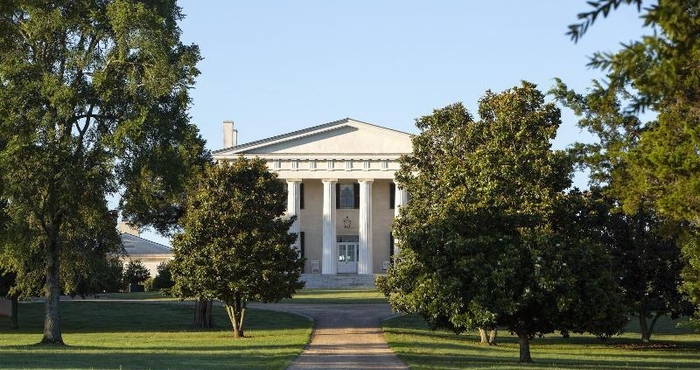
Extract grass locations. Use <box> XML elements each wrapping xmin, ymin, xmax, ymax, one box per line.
<box><xmin>0</xmin><ymin>300</ymin><xmax>312</xmax><ymax>370</ymax></box>
<box><xmin>383</xmin><ymin>314</ymin><xmax>700</xmax><ymax>369</ymax></box>
<box><xmin>98</xmin><ymin>287</ymin><xmax>388</xmax><ymax>304</ymax></box>
<box><xmin>99</xmin><ymin>291</ymin><xmax>179</xmax><ymax>301</ymax></box>
<box><xmin>283</xmin><ymin>288</ymin><xmax>387</xmax><ymax>304</ymax></box>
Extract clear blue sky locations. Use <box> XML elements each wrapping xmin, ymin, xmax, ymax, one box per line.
<box><xmin>141</xmin><ymin>1</ymin><xmax>649</xmax><ymax>244</ymax></box>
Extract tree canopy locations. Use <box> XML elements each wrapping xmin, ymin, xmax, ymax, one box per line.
<box><xmin>551</xmin><ymin>80</ymin><xmax>694</xmax><ymax>341</ymax></box>
<box><xmin>563</xmin><ymin>0</ymin><xmax>700</xmax><ymax>322</ymax></box>
<box><xmin>171</xmin><ymin>158</ymin><xmax>304</xmax><ymax>338</ymax></box>
<box><xmin>0</xmin><ymin>0</ymin><xmax>205</xmax><ymax>344</ymax></box>
<box><xmin>378</xmin><ymin>82</ymin><xmax>626</xmax><ymax>363</ymax></box>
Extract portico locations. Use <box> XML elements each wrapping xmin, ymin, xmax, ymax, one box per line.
<box><xmin>212</xmin><ymin>118</ymin><xmax>411</xmax><ymax>275</ymax></box>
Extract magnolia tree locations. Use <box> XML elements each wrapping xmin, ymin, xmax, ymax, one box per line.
<box><xmin>378</xmin><ymin>82</ymin><xmax>626</xmax><ymax>363</ymax></box>
<box><xmin>171</xmin><ymin>159</ymin><xmax>304</xmax><ymax>338</ymax></box>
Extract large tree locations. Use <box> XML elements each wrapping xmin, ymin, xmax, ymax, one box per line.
<box><xmin>377</xmin><ymin>82</ymin><xmax>626</xmax><ymax>363</ymax></box>
<box><xmin>567</xmin><ymin>0</ymin><xmax>700</xmax><ymax>316</ymax></box>
<box><xmin>171</xmin><ymin>158</ymin><xmax>305</xmax><ymax>338</ymax></box>
<box><xmin>551</xmin><ymin>81</ymin><xmax>694</xmax><ymax>341</ymax></box>
<box><xmin>0</xmin><ymin>0</ymin><xmax>204</xmax><ymax>344</ymax></box>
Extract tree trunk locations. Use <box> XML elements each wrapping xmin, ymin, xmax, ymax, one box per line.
<box><xmin>488</xmin><ymin>327</ymin><xmax>497</xmax><ymax>345</ymax></box>
<box><xmin>41</xmin><ymin>239</ymin><xmax>64</xmax><ymax>345</ymax></box>
<box><xmin>640</xmin><ymin>312</ymin><xmax>663</xmax><ymax>343</ymax></box>
<box><xmin>194</xmin><ymin>299</ymin><xmax>215</xmax><ymax>328</ymax></box>
<box><xmin>478</xmin><ymin>327</ymin><xmax>498</xmax><ymax>345</ymax></box>
<box><xmin>517</xmin><ymin>333</ymin><xmax>532</xmax><ymax>363</ymax></box>
<box><xmin>639</xmin><ymin>314</ymin><xmax>650</xmax><ymax>343</ymax></box>
<box><xmin>10</xmin><ymin>296</ymin><xmax>18</xmax><ymax>330</ymax></box>
<box><xmin>225</xmin><ymin>293</ymin><xmax>246</xmax><ymax>338</ymax></box>
<box><xmin>478</xmin><ymin>328</ymin><xmax>489</xmax><ymax>344</ymax></box>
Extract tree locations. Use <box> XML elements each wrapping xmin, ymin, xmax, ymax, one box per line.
<box><xmin>171</xmin><ymin>159</ymin><xmax>304</xmax><ymax>338</ymax></box>
<box><xmin>0</xmin><ymin>1</ymin><xmax>204</xmax><ymax>344</ymax></box>
<box><xmin>378</xmin><ymin>82</ymin><xmax>626</xmax><ymax>363</ymax></box>
<box><xmin>551</xmin><ymin>82</ymin><xmax>694</xmax><ymax>342</ymax></box>
<box><xmin>566</xmin><ymin>0</ymin><xmax>700</xmax><ymax>318</ymax></box>
<box><xmin>123</xmin><ymin>260</ymin><xmax>151</xmax><ymax>286</ymax></box>
<box><xmin>604</xmin><ymin>205</ymin><xmax>693</xmax><ymax>342</ymax></box>
<box><xmin>151</xmin><ymin>261</ymin><xmax>174</xmax><ymax>293</ymax></box>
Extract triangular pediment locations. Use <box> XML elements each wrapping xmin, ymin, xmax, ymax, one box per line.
<box><xmin>213</xmin><ymin>118</ymin><xmax>412</xmax><ymax>158</ymax></box>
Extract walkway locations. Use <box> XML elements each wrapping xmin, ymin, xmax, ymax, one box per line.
<box><xmin>249</xmin><ymin>303</ymin><xmax>408</xmax><ymax>370</ymax></box>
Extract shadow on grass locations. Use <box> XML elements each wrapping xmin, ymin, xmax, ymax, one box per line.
<box><xmin>397</xmin><ymin>352</ymin><xmax>700</xmax><ymax>370</ymax></box>
<box><xmin>2</xmin><ymin>302</ymin><xmax>310</xmax><ymax>334</ymax></box>
<box><xmin>1</xmin><ymin>342</ymin><xmax>305</xmax><ymax>352</ymax></box>
<box><xmin>384</xmin><ymin>315</ymin><xmax>700</xmax><ymax>370</ymax></box>
<box><xmin>390</xmin><ymin>338</ymin><xmax>700</xmax><ymax>369</ymax></box>
<box><xmin>2</xmin><ymin>351</ymin><xmax>298</xmax><ymax>370</ymax></box>
<box><xmin>0</xmin><ymin>301</ymin><xmax>313</xmax><ymax>370</ymax></box>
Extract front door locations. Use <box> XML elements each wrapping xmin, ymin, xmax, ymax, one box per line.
<box><xmin>337</xmin><ymin>242</ymin><xmax>358</xmax><ymax>274</ymax></box>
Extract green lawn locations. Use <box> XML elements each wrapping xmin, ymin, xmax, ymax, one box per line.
<box><xmin>0</xmin><ymin>301</ymin><xmax>312</xmax><ymax>370</ymax></box>
<box><xmin>99</xmin><ymin>291</ymin><xmax>180</xmax><ymax>301</ymax></box>
<box><xmin>383</xmin><ymin>314</ymin><xmax>700</xmax><ymax>369</ymax></box>
<box><xmin>284</xmin><ymin>288</ymin><xmax>387</xmax><ymax>304</ymax></box>
<box><xmin>100</xmin><ymin>287</ymin><xmax>387</xmax><ymax>304</ymax></box>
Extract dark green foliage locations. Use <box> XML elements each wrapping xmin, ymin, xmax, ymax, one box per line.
<box><xmin>602</xmin><ymin>205</ymin><xmax>693</xmax><ymax>341</ymax></box>
<box><xmin>171</xmin><ymin>158</ymin><xmax>305</xmax><ymax>338</ymax></box>
<box><xmin>0</xmin><ymin>0</ymin><xmax>204</xmax><ymax>343</ymax></box>
<box><xmin>71</xmin><ymin>256</ymin><xmax>124</xmax><ymax>296</ymax></box>
<box><xmin>151</xmin><ymin>261</ymin><xmax>174</xmax><ymax>292</ymax></box>
<box><xmin>123</xmin><ymin>260</ymin><xmax>151</xmax><ymax>285</ymax></box>
<box><xmin>565</xmin><ymin>0</ymin><xmax>700</xmax><ymax>222</ymax></box>
<box><xmin>554</xmin><ymin>0</ymin><xmax>700</xmax><ymax>322</ymax></box>
<box><xmin>556</xmin><ymin>187</ymin><xmax>692</xmax><ymax>342</ymax></box>
<box><xmin>379</xmin><ymin>82</ymin><xmax>626</xmax><ymax>363</ymax></box>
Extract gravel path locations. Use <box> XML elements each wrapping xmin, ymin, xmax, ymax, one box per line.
<box><xmin>249</xmin><ymin>303</ymin><xmax>408</xmax><ymax>370</ymax></box>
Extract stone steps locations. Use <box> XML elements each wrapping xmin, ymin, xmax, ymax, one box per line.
<box><xmin>300</xmin><ymin>274</ymin><xmax>381</xmax><ymax>289</ymax></box>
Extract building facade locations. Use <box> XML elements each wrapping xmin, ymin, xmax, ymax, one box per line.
<box><xmin>119</xmin><ymin>222</ymin><xmax>174</xmax><ymax>278</ymax></box>
<box><xmin>212</xmin><ymin>118</ymin><xmax>411</xmax><ymax>276</ymax></box>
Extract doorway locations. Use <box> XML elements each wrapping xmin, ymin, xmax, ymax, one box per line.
<box><xmin>337</xmin><ymin>235</ymin><xmax>359</xmax><ymax>274</ymax></box>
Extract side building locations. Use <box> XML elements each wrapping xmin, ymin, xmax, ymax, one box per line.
<box><xmin>212</xmin><ymin>118</ymin><xmax>411</xmax><ymax>287</ymax></box>
<box><xmin>118</xmin><ymin>222</ymin><xmax>173</xmax><ymax>278</ymax></box>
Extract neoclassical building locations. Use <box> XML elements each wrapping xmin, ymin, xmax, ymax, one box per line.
<box><xmin>212</xmin><ymin>118</ymin><xmax>411</xmax><ymax>278</ymax></box>
<box><xmin>118</xmin><ymin>222</ymin><xmax>173</xmax><ymax>278</ymax></box>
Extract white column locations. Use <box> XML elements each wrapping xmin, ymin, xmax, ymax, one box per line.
<box><xmin>393</xmin><ymin>183</ymin><xmax>408</xmax><ymax>256</ymax></box>
<box><xmin>394</xmin><ymin>184</ymin><xmax>408</xmax><ymax>217</ymax></box>
<box><xmin>358</xmin><ymin>179</ymin><xmax>373</xmax><ymax>275</ymax></box>
<box><xmin>322</xmin><ymin>179</ymin><xmax>337</xmax><ymax>275</ymax></box>
<box><xmin>286</xmin><ymin>180</ymin><xmax>301</xmax><ymax>253</ymax></box>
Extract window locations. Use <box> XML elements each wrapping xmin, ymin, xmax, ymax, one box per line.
<box><xmin>390</xmin><ymin>182</ymin><xmax>396</xmax><ymax>209</ymax></box>
<box><xmin>300</xmin><ymin>232</ymin><xmax>305</xmax><ymax>259</ymax></box>
<box><xmin>336</xmin><ymin>183</ymin><xmax>359</xmax><ymax>209</ymax></box>
<box><xmin>389</xmin><ymin>232</ymin><xmax>395</xmax><ymax>260</ymax></box>
<box><xmin>300</xmin><ymin>183</ymin><xmax>304</xmax><ymax>209</ymax></box>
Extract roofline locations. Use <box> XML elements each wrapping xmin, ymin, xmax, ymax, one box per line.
<box><xmin>120</xmin><ymin>232</ymin><xmax>172</xmax><ymax>251</ymax></box>
<box><xmin>211</xmin><ymin>117</ymin><xmax>412</xmax><ymax>154</ymax></box>
<box><xmin>124</xmin><ymin>254</ymin><xmax>174</xmax><ymax>258</ymax></box>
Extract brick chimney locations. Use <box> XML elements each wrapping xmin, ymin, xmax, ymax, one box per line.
<box><xmin>223</xmin><ymin>120</ymin><xmax>238</xmax><ymax>148</ymax></box>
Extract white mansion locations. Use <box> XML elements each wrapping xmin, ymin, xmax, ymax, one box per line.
<box><xmin>212</xmin><ymin>118</ymin><xmax>411</xmax><ymax>279</ymax></box>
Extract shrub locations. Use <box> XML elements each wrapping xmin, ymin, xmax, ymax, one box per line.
<box><xmin>143</xmin><ymin>277</ymin><xmax>154</xmax><ymax>292</ymax></box>
<box><xmin>152</xmin><ymin>261</ymin><xmax>174</xmax><ymax>293</ymax></box>
<box><xmin>123</xmin><ymin>260</ymin><xmax>151</xmax><ymax>285</ymax></box>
